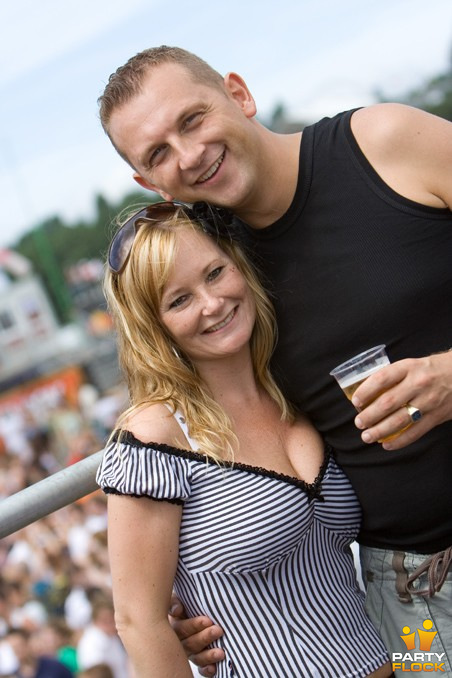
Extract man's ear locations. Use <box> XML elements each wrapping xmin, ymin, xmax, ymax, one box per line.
<box><xmin>133</xmin><ymin>173</ymin><xmax>174</xmax><ymax>202</ymax></box>
<box><xmin>223</xmin><ymin>72</ymin><xmax>257</xmax><ymax>118</ymax></box>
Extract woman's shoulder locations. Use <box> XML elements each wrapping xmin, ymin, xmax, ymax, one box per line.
<box><xmin>98</xmin><ymin>402</ymin><xmax>196</xmax><ymax>501</ymax></box>
<box><xmin>122</xmin><ymin>402</ymin><xmax>183</xmax><ymax>447</ymax></box>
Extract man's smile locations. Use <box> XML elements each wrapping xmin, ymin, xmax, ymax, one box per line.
<box><xmin>196</xmin><ymin>152</ymin><xmax>225</xmax><ymax>183</ymax></box>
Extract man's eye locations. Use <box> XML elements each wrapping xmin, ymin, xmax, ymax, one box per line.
<box><xmin>149</xmin><ymin>145</ymin><xmax>167</xmax><ymax>166</ymax></box>
<box><xmin>207</xmin><ymin>267</ymin><xmax>223</xmax><ymax>282</ymax></box>
<box><xmin>183</xmin><ymin>112</ymin><xmax>201</xmax><ymax>130</ymax></box>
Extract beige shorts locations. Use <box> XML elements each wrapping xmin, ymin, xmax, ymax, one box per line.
<box><xmin>360</xmin><ymin>545</ymin><xmax>452</xmax><ymax>677</ymax></box>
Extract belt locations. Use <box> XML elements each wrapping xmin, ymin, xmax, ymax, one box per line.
<box><xmin>393</xmin><ymin>547</ymin><xmax>452</xmax><ymax>603</ymax></box>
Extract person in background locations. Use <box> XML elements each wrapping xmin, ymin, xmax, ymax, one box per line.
<box><xmin>76</xmin><ymin>597</ymin><xmax>129</xmax><ymax>678</ymax></box>
<box><xmin>5</xmin><ymin>627</ymin><xmax>73</xmax><ymax>678</ymax></box>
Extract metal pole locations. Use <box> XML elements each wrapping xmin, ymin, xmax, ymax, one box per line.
<box><xmin>0</xmin><ymin>450</ymin><xmax>104</xmax><ymax>539</ymax></box>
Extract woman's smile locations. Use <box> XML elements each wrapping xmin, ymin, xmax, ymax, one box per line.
<box><xmin>203</xmin><ymin>307</ymin><xmax>237</xmax><ymax>334</ymax></box>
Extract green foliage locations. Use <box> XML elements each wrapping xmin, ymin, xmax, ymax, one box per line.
<box><xmin>377</xmin><ymin>50</ymin><xmax>452</xmax><ymax>121</ymax></box>
<box><xmin>13</xmin><ymin>190</ymin><xmax>158</xmax><ymax>323</ymax></box>
<box><xmin>401</xmin><ymin>72</ymin><xmax>452</xmax><ymax>121</ymax></box>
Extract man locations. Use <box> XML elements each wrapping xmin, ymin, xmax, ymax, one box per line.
<box><xmin>98</xmin><ymin>46</ymin><xmax>452</xmax><ymax>675</ymax></box>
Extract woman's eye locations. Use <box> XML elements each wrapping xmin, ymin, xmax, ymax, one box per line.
<box><xmin>207</xmin><ymin>266</ymin><xmax>223</xmax><ymax>282</ymax></box>
<box><xmin>169</xmin><ymin>295</ymin><xmax>189</xmax><ymax>309</ymax></box>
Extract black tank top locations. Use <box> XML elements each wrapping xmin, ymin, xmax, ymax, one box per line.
<box><xmin>242</xmin><ymin>109</ymin><xmax>452</xmax><ymax>552</ymax></box>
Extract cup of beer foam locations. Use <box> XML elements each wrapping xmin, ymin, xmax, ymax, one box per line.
<box><xmin>329</xmin><ymin>345</ymin><xmax>390</xmax><ymax>402</ymax></box>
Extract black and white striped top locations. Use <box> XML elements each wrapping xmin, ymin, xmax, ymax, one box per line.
<box><xmin>97</xmin><ymin>426</ymin><xmax>389</xmax><ymax>677</ymax></box>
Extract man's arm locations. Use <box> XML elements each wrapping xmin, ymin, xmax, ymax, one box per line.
<box><xmin>351</xmin><ymin>103</ymin><xmax>452</xmax><ymax>209</ymax></box>
<box><xmin>169</xmin><ymin>597</ymin><xmax>225</xmax><ymax>677</ymax></box>
<box><xmin>348</xmin><ymin>105</ymin><xmax>452</xmax><ymax>448</ymax></box>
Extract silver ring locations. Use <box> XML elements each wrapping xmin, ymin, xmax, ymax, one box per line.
<box><xmin>405</xmin><ymin>404</ymin><xmax>422</xmax><ymax>423</ymax></box>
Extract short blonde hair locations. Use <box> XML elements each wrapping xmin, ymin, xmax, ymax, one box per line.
<box><xmin>105</xmin><ymin>208</ymin><xmax>292</xmax><ymax>462</ymax></box>
<box><xmin>99</xmin><ymin>46</ymin><xmax>224</xmax><ymax>143</ymax></box>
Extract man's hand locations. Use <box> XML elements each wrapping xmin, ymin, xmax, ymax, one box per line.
<box><xmin>169</xmin><ymin>595</ymin><xmax>225</xmax><ymax>677</ymax></box>
<box><xmin>351</xmin><ymin>352</ymin><xmax>452</xmax><ymax>450</ymax></box>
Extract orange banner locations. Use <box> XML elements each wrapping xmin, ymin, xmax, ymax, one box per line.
<box><xmin>0</xmin><ymin>366</ymin><xmax>85</xmax><ymax>419</ymax></box>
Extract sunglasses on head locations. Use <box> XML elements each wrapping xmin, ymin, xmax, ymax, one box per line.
<box><xmin>107</xmin><ymin>201</ymin><xmax>236</xmax><ymax>274</ymax></box>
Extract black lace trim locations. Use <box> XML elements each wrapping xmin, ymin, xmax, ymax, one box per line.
<box><xmin>111</xmin><ymin>430</ymin><xmax>331</xmax><ymax>501</ymax></box>
<box><xmin>103</xmin><ymin>486</ymin><xmax>184</xmax><ymax>505</ymax></box>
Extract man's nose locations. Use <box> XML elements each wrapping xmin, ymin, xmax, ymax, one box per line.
<box><xmin>176</xmin><ymin>139</ymin><xmax>205</xmax><ymax>171</ymax></box>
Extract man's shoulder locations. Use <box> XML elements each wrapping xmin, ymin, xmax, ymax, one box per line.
<box><xmin>350</xmin><ymin>103</ymin><xmax>452</xmax><ymax>208</ymax></box>
<box><xmin>350</xmin><ymin>103</ymin><xmax>432</xmax><ymax>149</ymax></box>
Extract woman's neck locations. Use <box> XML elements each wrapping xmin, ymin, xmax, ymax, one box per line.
<box><xmin>195</xmin><ymin>347</ymin><xmax>263</xmax><ymax>409</ymax></box>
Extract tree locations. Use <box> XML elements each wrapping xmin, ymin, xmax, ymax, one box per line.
<box><xmin>13</xmin><ymin>190</ymin><xmax>156</xmax><ymax>323</ymax></box>
<box><xmin>377</xmin><ymin>45</ymin><xmax>452</xmax><ymax>121</ymax></box>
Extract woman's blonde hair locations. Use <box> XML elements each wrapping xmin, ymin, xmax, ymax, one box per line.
<box><xmin>104</xmin><ymin>207</ymin><xmax>292</xmax><ymax>462</ymax></box>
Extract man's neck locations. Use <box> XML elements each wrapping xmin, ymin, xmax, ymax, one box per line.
<box><xmin>236</xmin><ymin>130</ymin><xmax>302</xmax><ymax>229</ymax></box>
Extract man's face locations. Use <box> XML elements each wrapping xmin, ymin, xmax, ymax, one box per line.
<box><xmin>108</xmin><ymin>63</ymin><xmax>261</xmax><ymax>213</ymax></box>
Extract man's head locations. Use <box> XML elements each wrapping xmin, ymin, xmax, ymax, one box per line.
<box><xmin>98</xmin><ymin>46</ymin><xmax>263</xmax><ymax>213</ymax></box>
<box><xmin>99</xmin><ymin>46</ymin><xmax>224</xmax><ymax>146</ymax></box>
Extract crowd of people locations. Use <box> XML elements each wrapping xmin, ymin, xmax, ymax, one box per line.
<box><xmin>0</xmin><ymin>39</ymin><xmax>451</xmax><ymax>678</ymax></box>
<box><xmin>0</xmin><ymin>381</ymin><xmax>131</xmax><ymax>677</ymax></box>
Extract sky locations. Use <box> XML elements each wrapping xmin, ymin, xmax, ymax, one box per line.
<box><xmin>0</xmin><ymin>0</ymin><xmax>451</xmax><ymax>249</ymax></box>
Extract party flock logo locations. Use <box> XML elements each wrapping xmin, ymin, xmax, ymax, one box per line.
<box><xmin>392</xmin><ymin>619</ymin><xmax>446</xmax><ymax>672</ymax></box>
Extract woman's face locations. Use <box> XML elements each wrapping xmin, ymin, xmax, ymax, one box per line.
<box><xmin>159</xmin><ymin>229</ymin><xmax>256</xmax><ymax>366</ymax></box>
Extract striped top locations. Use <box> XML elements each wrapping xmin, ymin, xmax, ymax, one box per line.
<box><xmin>97</xmin><ymin>430</ymin><xmax>389</xmax><ymax>677</ymax></box>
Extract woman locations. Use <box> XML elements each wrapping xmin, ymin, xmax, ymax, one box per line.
<box><xmin>96</xmin><ymin>201</ymin><xmax>391</xmax><ymax>678</ymax></box>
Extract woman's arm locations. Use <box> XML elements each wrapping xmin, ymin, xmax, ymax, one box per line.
<box><xmin>108</xmin><ymin>492</ymin><xmax>193</xmax><ymax>678</ymax></box>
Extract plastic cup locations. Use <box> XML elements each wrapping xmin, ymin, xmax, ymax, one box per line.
<box><xmin>329</xmin><ymin>345</ymin><xmax>390</xmax><ymax>402</ymax></box>
<box><xmin>330</xmin><ymin>345</ymin><xmax>412</xmax><ymax>442</ymax></box>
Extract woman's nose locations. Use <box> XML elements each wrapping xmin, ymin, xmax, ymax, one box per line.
<box><xmin>201</xmin><ymin>291</ymin><xmax>224</xmax><ymax>315</ymax></box>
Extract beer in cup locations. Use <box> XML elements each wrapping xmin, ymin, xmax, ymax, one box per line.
<box><xmin>330</xmin><ymin>345</ymin><xmax>390</xmax><ymax>402</ymax></box>
<box><xmin>330</xmin><ymin>345</ymin><xmax>411</xmax><ymax>442</ymax></box>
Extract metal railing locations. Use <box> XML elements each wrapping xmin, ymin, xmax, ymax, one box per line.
<box><xmin>0</xmin><ymin>450</ymin><xmax>103</xmax><ymax>539</ymax></box>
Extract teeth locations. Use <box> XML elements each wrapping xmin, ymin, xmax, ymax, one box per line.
<box><xmin>197</xmin><ymin>152</ymin><xmax>224</xmax><ymax>183</ymax></box>
<box><xmin>205</xmin><ymin>309</ymin><xmax>235</xmax><ymax>333</ymax></box>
